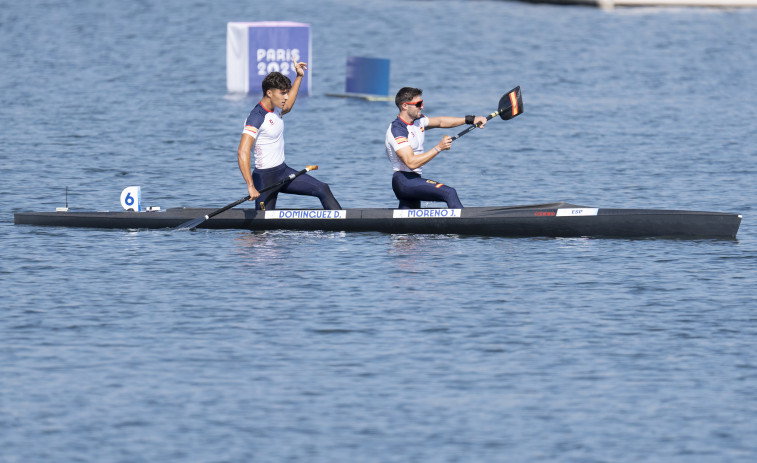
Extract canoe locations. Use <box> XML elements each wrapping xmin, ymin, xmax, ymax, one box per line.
<box><xmin>512</xmin><ymin>0</ymin><xmax>757</xmax><ymax>8</ymax></box>
<box><xmin>14</xmin><ymin>202</ymin><xmax>741</xmax><ymax>238</ymax></box>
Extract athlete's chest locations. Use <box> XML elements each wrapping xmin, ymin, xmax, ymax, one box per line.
<box><xmin>259</xmin><ymin>114</ymin><xmax>284</xmax><ymax>140</ymax></box>
<box><xmin>406</xmin><ymin>123</ymin><xmax>425</xmax><ymax>149</ymax></box>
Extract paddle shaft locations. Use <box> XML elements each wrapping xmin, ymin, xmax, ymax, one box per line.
<box><xmin>176</xmin><ymin>165</ymin><xmax>317</xmax><ymax>229</ymax></box>
<box><xmin>449</xmin><ymin>113</ymin><xmax>497</xmax><ymax>142</ymax></box>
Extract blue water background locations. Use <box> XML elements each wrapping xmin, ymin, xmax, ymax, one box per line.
<box><xmin>2</xmin><ymin>1</ymin><xmax>757</xmax><ymax>462</ymax></box>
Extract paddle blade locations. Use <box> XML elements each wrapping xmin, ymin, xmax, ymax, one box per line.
<box><xmin>175</xmin><ymin>215</ymin><xmax>209</xmax><ymax>230</ymax></box>
<box><xmin>498</xmin><ymin>86</ymin><xmax>523</xmax><ymax>120</ymax></box>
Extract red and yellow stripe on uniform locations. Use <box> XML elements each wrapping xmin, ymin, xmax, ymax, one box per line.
<box><xmin>243</xmin><ymin>125</ymin><xmax>259</xmax><ymax>137</ymax></box>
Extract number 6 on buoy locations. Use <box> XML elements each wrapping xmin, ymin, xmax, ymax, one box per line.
<box><xmin>120</xmin><ymin>186</ymin><xmax>141</xmax><ymax>211</ymax></box>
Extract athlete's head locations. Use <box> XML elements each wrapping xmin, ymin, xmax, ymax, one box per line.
<box><xmin>262</xmin><ymin>72</ymin><xmax>292</xmax><ymax>95</ymax></box>
<box><xmin>395</xmin><ymin>87</ymin><xmax>423</xmax><ymax>110</ymax></box>
<box><xmin>262</xmin><ymin>72</ymin><xmax>292</xmax><ymax>109</ymax></box>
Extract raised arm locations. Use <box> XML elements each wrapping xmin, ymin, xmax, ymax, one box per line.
<box><xmin>282</xmin><ymin>56</ymin><xmax>307</xmax><ymax>115</ymax></box>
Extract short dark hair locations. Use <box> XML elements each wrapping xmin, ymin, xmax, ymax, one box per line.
<box><xmin>262</xmin><ymin>72</ymin><xmax>292</xmax><ymax>94</ymax></box>
<box><xmin>395</xmin><ymin>87</ymin><xmax>422</xmax><ymax>110</ymax></box>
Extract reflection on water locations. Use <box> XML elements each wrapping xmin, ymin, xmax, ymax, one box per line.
<box><xmin>232</xmin><ymin>231</ymin><xmax>286</xmax><ymax>265</ymax></box>
<box><xmin>388</xmin><ymin>234</ymin><xmax>448</xmax><ymax>268</ymax></box>
<box><xmin>232</xmin><ymin>229</ymin><xmax>352</xmax><ymax>265</ymax></box>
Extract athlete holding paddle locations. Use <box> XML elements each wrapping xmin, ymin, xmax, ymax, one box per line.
<box><xmin>385</xmin><ymin>87</ymin><xmax>487</xmax><ymax>209</ymax></box>
<box><xmin>237</xmin><ymin>57</ymin><xmax>341</xmax><ymax>210</ymax></box>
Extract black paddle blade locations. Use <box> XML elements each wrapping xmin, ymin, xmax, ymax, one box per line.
<box><xmin>175</xmin><ymin>215</ymin><xmax>209</xmax><ymax>230</ymax></box>
<box><xmin>498</xmin><ymin>86</ymin><xmax>523</xmax><ymax>120</ymax></box>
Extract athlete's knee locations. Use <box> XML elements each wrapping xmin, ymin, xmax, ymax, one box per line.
<box><xmin>314</xmin><ymin>183</ymin><xmax>333</xmax><ymax>200</ymax></box>
<box><xmin>441</xmin><ymin>186</ymin><xmax>463</xmax><ymax>208</ymax></box>
<box><xmin>319</xmin><ymin>184</ymin><xmax>342</xmax><ymax>210</ymax></box>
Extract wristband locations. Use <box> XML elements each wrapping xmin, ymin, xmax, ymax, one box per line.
<box><xmin>434</xmin><ymin>146</ymin><xmax>441</xmax><ymax>154</ymax></box>
<box><xmin>465</xmin><ymin>115</ymin><xmax>475</xmax><ymax>125</ymax></box>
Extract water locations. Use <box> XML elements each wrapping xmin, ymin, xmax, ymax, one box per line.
<box><xmin>2</xmin><ymin>1</ymin><xmax>757</xmax><ymax>462</ymax></box>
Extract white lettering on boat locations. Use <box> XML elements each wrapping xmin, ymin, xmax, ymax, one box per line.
<box><xmin>265</xmin><ymin>210</ymin><xmax>346</xmax><ymax>220</ymax></box>
<box><xmin>556</xmin><ymin>208</ymin><xmax>599</xmax><ymax>217</ymax></box>
<box><xmin>392</xmin><ymin>209</ymin><xmax>462</xmax><ymax>219</ymax></box>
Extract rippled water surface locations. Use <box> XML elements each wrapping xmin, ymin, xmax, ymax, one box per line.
<box><xmin>2</xmin><ymin>1</ymin><xmax>757</xmax><ymax>462</ymax></box>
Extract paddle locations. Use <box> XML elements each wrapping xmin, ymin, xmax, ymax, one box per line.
<box><xmin>175</xmin><ymin>165</ymin><xmax>318</xmax><ymax>230</ymax></box>
<box><xmin>450</xmin><ymin>86</ymin><xmax>523</xmax><ymax>142</ymax></box>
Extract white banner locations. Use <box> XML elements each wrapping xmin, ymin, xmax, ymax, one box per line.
<box><xmin>392</xmin><ymin>209</ymin><xmax>462</xmax><ymax>219</ymax></box>
<box><xmin>265</xmin><ymin>210</ymin><xmax>346</xmax><ymax>219</ymax></box>
<box><xmin>556</xmin><ymin>208</ymin><xmax>598</xmax><ymax>217</ymax></box>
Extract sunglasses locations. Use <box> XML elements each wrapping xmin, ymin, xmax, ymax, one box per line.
<box><xmin>404</xmin><ymin>99</ymin><xmax>423</xmax><ymax>108</ymax></box>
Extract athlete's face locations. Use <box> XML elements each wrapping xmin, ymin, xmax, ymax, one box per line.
<box><xmin>403</xmin><ymin>98</ymin><xmax>423</xmax><ymax>119</ymax></box>
<box><xmin>268</xmin><ymin>88</ymin><xmax>290</xmax><ymax>108</ymax></box>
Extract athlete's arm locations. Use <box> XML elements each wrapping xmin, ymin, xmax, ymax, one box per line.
<box><xmin>237</xmin><ymin>133</ymin><xmax>260</xmax><ymax>200</ymax></box>
<box><xmin>426</xmin><ymin>116</ymin><xmax>487</xmax><ymax>129</ymax></box>
<box><xmin>282</xmin><ymin>57</ymin><xmax>307</xmax><ymax>116</ymax></box>
<box><xmin>395</xmin><ymin>136</ymin><xmax>453</xmax><ymax>170</ymax></box>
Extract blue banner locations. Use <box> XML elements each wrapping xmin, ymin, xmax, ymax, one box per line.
<box><xmin>346</xmin><ymin>56</ymin><xmax>390</xmax><ymax>96</ymax></box>
<box><xmin>249</xmin><ymin>25</ymin><xmax>310</xmax><ymax>95</ymax></box>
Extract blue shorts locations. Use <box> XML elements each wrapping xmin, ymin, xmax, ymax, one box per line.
<box><xmin>391</xmin><ymin>171</ymin><xmax>463</xmax><ymax>209</ymax></box>
<box><xmin>252</xmin><ymin>163</ymin><xmax>341</xmax><ymax>210</ymax></box>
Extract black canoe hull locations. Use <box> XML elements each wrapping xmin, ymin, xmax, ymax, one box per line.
<box><xmin>14</xmin><ymin>202</ymin><xmax>742</xmax><ymax>238</ymax></box>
